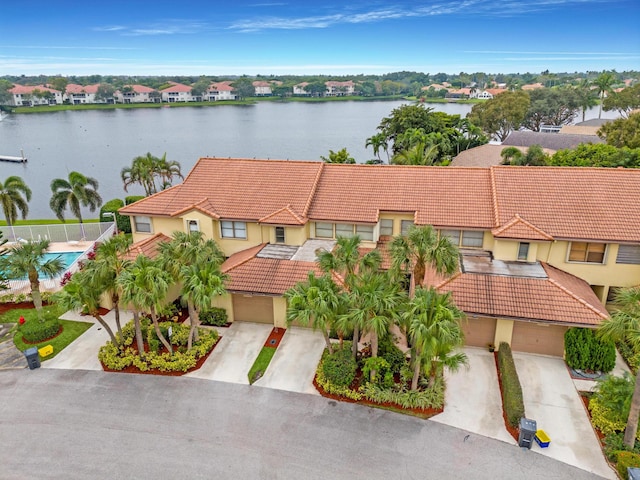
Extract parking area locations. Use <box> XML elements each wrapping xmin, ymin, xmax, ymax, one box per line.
<box><xmin>431</xmin><ymin>347</ymin><xmax>515</xmax><ymax>444</ymax></box>
<box><xmin>186</xmin><ymin>322</ymin><xmax>272</xmax><ymax>384</ymax></box>
<box><xmin>255</xmin><ymin>327</ymin><xmax>326</xmax><ymax>395</ymax></box>
<box><xmin>513</xmin><ymin>352</ymin><xmax>615</xmax><ymax>480</ymax></box>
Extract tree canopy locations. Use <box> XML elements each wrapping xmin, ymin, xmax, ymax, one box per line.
<box><xmin>598</xmin><ymin>112</ymin><xmax>640</xmax><ymax>149</ymax></box>
<box><xmin>321</xmin><ymin>148</ymin><xmax>356</xmax><ymax>164</ymax></box>
<box><xmin>522</xmin><ymin>88</ymin><xmax>580</xmax><ymax>132</ymax></box>
<box><xmin>604</xmin><ymin>84</ymin><xmax>640</xmax><ymax>118</ymax></box>
<box><xmin>467</xmin><ymin>91</ymin><xmax>530</xmax><ymax>142</ymax></box>
<box><xmin>548</xmin><ymin>143</ymin><xmax>640</xmax><ymax>168</ymax></box>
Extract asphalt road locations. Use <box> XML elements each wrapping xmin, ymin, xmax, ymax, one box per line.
<box><xmin>0</xmin><ymin>369</ymin><xmax>605</xmax><ymax>480</ymax></box>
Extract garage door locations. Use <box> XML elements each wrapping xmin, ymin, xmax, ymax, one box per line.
<box><xmin>232</xmin><ymin>295</ymin><xmax>274</xmax><ymax>324</ymax></box>
<box><xmin>511</xmin><ymin>322</ymin><xmax>567</xmax><ymax>356</ymax></box>
<box><xmin>462</xmin><ymin>316</ymin><xmax>496</xmax><ymax>348</ymax></box>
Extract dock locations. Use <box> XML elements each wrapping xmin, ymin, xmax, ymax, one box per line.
<box><xmin>0</xmin><ymin>150</ymin><xmax>27</xmax><ymax>163</ymax></box>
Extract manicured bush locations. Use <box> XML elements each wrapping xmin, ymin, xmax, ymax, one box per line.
<box><xmin>617</xmin><ymin>339</ymin><xmax>640</xmax><ymax>374</ymax></box>
<box><xmin>617</xmin><ymin>451</ymin><xmax>640</xmax><ymax>478</ymax></box>
<box><xmin>497</xmin><ymin>342</ymin><xmax>525</xmax><ymax>428</ymax></box>
<box><xmin>378</xmin><ymin>336</ymin><xmax>407</xmax><ymax>375</ymax></box>
<box><xmin>361</xmin><ymin>377</ymin><xmax>445</xmax><ymax>410</ymax></box>
<box><xmin>99</xmin><ymin>198</ymin><xmax>131</xmax><ymax>234</ymax></box>
<box><xmin>125</xmin><ymin>195</ymin><xmax>145</xmax><ymax>205</ymax></box>
<box><xmin>321</xmin><ymin>346</ymin><xmax>357</xmax><ymax>388</ymax></box>
<box><xmin>20</xmin><ymin>317</ymin><xmax>61</xmax><ymax>343</ymax></box>
<box><xmin>589</xmin><ymin>373</ymin><xmax>640</xmax><ymax>439</ymax></box>
<box><xmin>564</xmin><ymin>327</ymin><xmax>615</xmax><ymax>373</ymax></box>
<box><xmin>200</xmin><ymin>307</ymin><xmax>228</xmax><ymax>327</ymax></box>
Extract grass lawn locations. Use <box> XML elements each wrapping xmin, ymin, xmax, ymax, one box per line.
<box><xmin>248</xmin><ymin>346</ymin><xmax>277</xmax><ymax>384</ymax></box>
<box><xmin>0</xmin><ymin>305</ymin><xmax>93</xmax><ymax>361</ymax></box>
<box><xmin>13</xmin><ymin>100</ymin><xmax>254</xmax><ymax>114</ymax></box>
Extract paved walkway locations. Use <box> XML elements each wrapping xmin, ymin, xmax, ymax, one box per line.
<box><xmin>513</xmin><ymin>352</ymin><xmax>616</xmax><ymax>480</ymax></box>
<box><xmin>255</xmin><ymin>327</ymin><xmax>325</xmax><ymax>395</ymax></box>
<box><xmin>0</xmin><ymin>323</ymin><xmax>25</xmax><ymax>370</ymax></box>
<box><xmin>432</xmin><ymin>347</ymin><xmax>515</xmax><ymax>444</ymax></box>
<box><xmin>572</xmin><ymin>350</ymin><xmax>631</xmax><ymax>392</ymax></box>
<box><xmin>186</xmin><ymin>322</ymin><xmax>272</xmax><ymax>384</ymax></box>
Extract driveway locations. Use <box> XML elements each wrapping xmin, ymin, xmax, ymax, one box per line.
<box><xmin>255</xmin><ymin>327</ymin><xmax>325</xmax><ymax>395</ymax></box>
<box><xmin>43</xmin><ymin>309</ymin><xmax>132</xmax><ymax>371</ymax></box>
<box><xmin>513</xmin><ymin>352</ymin><xmax>616</xmax><ymax>480</ymax></box>
<box><xmin>186</xmin><ymin>322</ymin><xmax>272</xmax><ymax>384</ymax></box>
<box><xmin>431</xmin><ymin>347</ymin><xmax>515</xmax><ymax>445</ymax></box>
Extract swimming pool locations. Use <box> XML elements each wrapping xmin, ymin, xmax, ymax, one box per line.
<box><xmin>2</xmin><ymin>251</ymin><xmax>84</xmax><ymax>280</ymax></box>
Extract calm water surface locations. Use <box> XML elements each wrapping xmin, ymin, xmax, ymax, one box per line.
<box><xmin>0</xmin><ymin>101</ymin><xmax>617</xmax><ymax>218</ymax></box>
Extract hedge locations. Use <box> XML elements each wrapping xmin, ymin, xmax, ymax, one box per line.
<box><xmin>200</xmin><ymin>307</ymin><xmax>228</xmax><ymax>327</ymax></box>
<box><xmin>125</xmin><ymin>195</ymin><xmax>145</xmax><ymax>205</ymax></box>
<box><xmin>99</xmin><ymin>198</ymin><xmax>131</xmax><ymax>234</ymax></box>
<box><xmin>565</xmin><ymin>327</ymin><xmax>615</xmax><ymax>373</ymax></box>
<box><xmin>321</xmin><ymin>345</ymin><xmax>357</xmax><ymax>387</ymax></box>
<box><xmin>21</xmin><ymin>318</ymin><xmax>61</xmax><ymax>343</ymax></box>
<box><xmin>497</xmin><ymin>342</ymin><xmax>525</xmax><ymax>428</ymax></box>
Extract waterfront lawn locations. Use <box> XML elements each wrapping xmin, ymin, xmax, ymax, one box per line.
<box><xmin>13</xmin><ymin>100</ymin><xmax>254</xmax><ymax>113</ymax></box>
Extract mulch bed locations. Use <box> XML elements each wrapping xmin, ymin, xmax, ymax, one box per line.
<box><xmin>493</xmin><ymin>352</ymin><xmax>520</xmax><ymax>442</ymax></box>
<box><xmin>0</xmin><ymin>301</ymin><xmax>49</xmax><ymax>315</ymax></box>
<box><xmin>100</xmin><ymin>336</ymin><xmax>221</xmax><ymax>376</ymax></box>
<box><xmin>312</xmin><ymin>373</ymin><xmax>443</xmax><ymax>419</ymax></box>
<box><xmin>264</xmin><ymin>327</ymin><xmax>286</xmax><ymax>348</ymax></box>
<box><xmin>22</xmin><ymin>325</ymin><xmax>64</xmax><ymax>345</ymax></box>
<box><xmin>80</xmin><ymin>307</ymin><xmax>110</xmax><ymax>317</ymax></box>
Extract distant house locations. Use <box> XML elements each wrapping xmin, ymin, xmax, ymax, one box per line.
<box><xmin>422</xmin><ymin>83</ymin><xmax>449</xmax><ymax>92</ymax></box>
<box><xmin>293</xmin><ymin>82</ymin><xmax>309</xmax><ymax>95</ymax></box>
<box><xmin>502</xmin><ymin>131</ymin><xmax>604</xmax><ymax>151</ymax></box>
<box><xmin>559</xmin><ymin>119</ymin><xmax>612</xmax><ymax>136</ymax></box>
<box><xmin>252</xmin><ymin>81</ymin><xmax>272</xmax><ymax>96</ymax></box>
<box><xmin>8</xmin><ymin>84</ymin><xmax>63</xmax><ymax>106</ymax></box>
<box><xmin>522</xmin><ymin>83</ymin><xmax>545</xmax><ymax>91</ymax></box>
<box><xmin>65</xmin><ymin>83</ymin><xmax>100</xmax><ymax>104</ymax></box>
<box><xmin>445</xmin><ymin>88</ymin><xmax>472</xmax><ymax>100</ymax></box>
<box><xmin>114</xmin><ymin>85</ymin><xmax>158</xmax><ymax>104</ymax></box>
<box><xmin>451</xmin><ymin>144</ymin><xmax>556</xmax><ymax>167</ymax></box>
<box><xmin>207</xmin><ymin>82</ymin><xmax>237</xmax><ymax>101</ymax></box>
<box><xmin>325</xmin><ymin>81</ymin><xmax>355</xmax><ymax>96</ymax></box>
<box><xmin>160</xmin><ymin>83</ymin><xmax>194</xmax><ymax>103</ymax></box>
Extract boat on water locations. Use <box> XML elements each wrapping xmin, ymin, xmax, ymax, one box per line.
<box><xmin>0</xmin><ymin>149</ymin><xmax>27</xmax><ymax>163</ymax></box>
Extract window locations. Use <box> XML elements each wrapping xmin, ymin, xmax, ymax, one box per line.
<box><xmin>379</xmin><ymin>219</ymin><xmax>393</xmax><ymax>236</ymax></box>
<box><xmin>187</xmin><ymin>219</ymin><xmax>199</xmax><ymax>232</ymax></box>
<box><xmin>568</xmin><ymin>242</ymin><xmax>606</xmax><ymax>263</ymax></box>
<box><xmin>461</xmin><ymin>231</ymin><xmax>484</xmax><ymax>248</ymax></box>
<box><xmin>335</xmin><ymin>223</ymin><xmax>354</xmax><ymax>238</ymax></box>
<box><xmin>401</xmin><ymin>220</ymin><xmax>414</xmax><ymax>235</ymax></box>
<box><xmin>616</xmin><ymin>244</ymin><xmax>640</xmax><ymax>265</ymax></box>
<box><xmin>356</xmin><ymin>224</ymin><xmax>374</xmax><ymax>241</ymax></box>
<box><xmin>441</xmin><ymin>229</ymin><xmax>461</xmax><ymax>245</ymax></box>
<box><xmin>275</xmin><ymin>226</ymin><xmax>285</xmax><ymax>243</ymax></box>
<box><xmin>518</xmin><ymin>242</ymin><xmax>530</xmax><ymax>261</ymax></box>
<box><xmin>221</xmin><ymin>221</ymin><xmax>247</xmax><ymax>239</ymax></box>
<box><xmin>134</xmin><ymin>216</ymin><xmax>152</xmax><ymax>233</ymax></box>
<box><xmin>315</xmin><ymin>222</ymin><xmax>334</xmax><ymax>238</ymax></box>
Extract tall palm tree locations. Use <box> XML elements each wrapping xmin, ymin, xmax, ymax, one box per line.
<box><xmin>594</xmin><ymin>72</ymin><xmax>616</xmax><ymax>119</ymax></box>
<box><xmin>389</xmin><ymin>225</ymin><xmax>459</xmax><ymax>292</ymax></box>
<box><xmin>318</xmin><ymin>235</ymin><xmax>381</xmax><ymax>359</ymax></box>
<box><xmin>575</xmin><ymin>79</ymin><xmax>598</xmax><ymax>122</ymax></box>
<box><xmin>391</xmin><ymin>142</ymin><xmax>439</xmax><ymax>166</ymax></box>
<box><xmin>158</xmin><ymin>231</ymin><xmax>226</xmax><ymax>349</ymax></box>
<box><xmin>155</xmin><ymin>154</ymin><xmax>183</xmax><ymax>191</ymax></box>
<box><xmin>90</xmin><ymin>234</ymin><xmax>133</xmax><ymax>337</ymax></box>
<box><xmin>118</xmin><ymin>255</ymin><xmax>173</xmax><ymax>354</ymax></box>
<box><xmin>121</xmin><ymin>153</ymin><xmax>156</xmax><ymax>195</ymax></box>
<box><xmin>56</xmin><ymin>269</ymin><xmax>120</xmax><ymax>347</ymax></box>
<box><xmin>598</xmin><ymin>286</ymin><xmax>640</xmax><ymax>448</ymax></box>
<box><xmin>49</xmin><ymin>171</ymin><xmax>102</xmax><ymax>238</ymax></box>
<box><xmin>365</xmin><ymin>133</ymin><xmax>389</xmax><ymax>163</ymax></box>
<box><xmin>1</xmin><ymin>239</ymin><xmax>64</xmax><ymax>311</ymax></box>
<box><xmin>285</xmin><ymin>272</ymin><xmax>343</xmax><ymax>354</ymax></box>
<box><xmin>405</xmin><ymin>288</ymin><xmax>467</xmax><ymax>390</ymax></box>
<box><xmin>0</xmin><ymin>176</ymin><xmax>32</xmax><ymax>226</ymax></box>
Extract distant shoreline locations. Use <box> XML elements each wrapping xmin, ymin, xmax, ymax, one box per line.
<box><xmin>7</xmin><ymin>95</ymin><xmax>480</xmax><ymax>114</ymax></box>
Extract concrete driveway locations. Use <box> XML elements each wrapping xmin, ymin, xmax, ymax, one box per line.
<box><xmin>43</xmin><ymin>309</ymin><xmax>132</xmax><ymax>371</ymax></box>
<box><xmin>431</xmin><ymin>347</ymin><xmax>515</xmax><ymax>445</ymax></box>
<box><xmin>255</xmin><ymin>327</ymin><xmax>325</xmax><ymax>395</ymax></box>
<box><xmin>513</xmin><ymin>352</ymin><xmax>616</xmax><ymax>480</ymax></box>
<box><xmin>186</xmin><ymin>322</ymin><xmax>272</xmax><ymax>384</ymax></box>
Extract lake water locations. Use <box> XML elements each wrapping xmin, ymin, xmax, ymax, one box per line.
<box><xmin>0</xmin><ymin>100</ymin><xmax>618</xmax><ymax>219</ymax></box>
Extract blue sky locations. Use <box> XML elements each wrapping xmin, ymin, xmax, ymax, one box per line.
<box><xmin>1</xmin><ymin>0</ymin><xmax>639</xmax><ymax>76</ymax></box>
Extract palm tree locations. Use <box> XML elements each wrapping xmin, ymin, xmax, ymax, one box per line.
<box><xmin>365</xmin><ymin>133</ymin><xmax>389</xmax><ymax>163</ymax></box>
<box><xmin>155</xmin><ymin>154</ymin><xmax>183</xmax><ymax>191</ymax></box>
<box><xmin>594</xmin><ymin>72</ymin><xmax>616</xmax><ymax>119</ymax></box>
<box><xmin>389</xmin><ymin>225</ymin><xmax>459</xmax><ymax>293</ymax></box>
<box><xmin>0</xmin><ymin>176</ymin><xmax>32</xmax><ymax>226</ymax></box>
<box><xmin>405</xmin><ymin>288</ymin><xmax>467</xmax><ymax>390</ymax></box>
<box><xmin>90</xmin><ymin>234</ymin><xmax>133</xmax><ymax>337</ymax></box>
<box><xmin>318</xmin><ymin>235</ymin><xmax>381</xmax><ymax>359</ymax></box>
<box><xmin>501</xmin><ymin>145</ymin><xmax>548</xmax><ymax>166</ymax></box>
<box><xmin>285</xmin><ymin>272</ymin><xmax>342</xmax><ymax>354</ymax></box>
<box><xmin>118</xmin><ymin>255</ymin><xmax>173</xmax><ymax>354</ymax></box>
<box><xmin>158</xmin><ymin>231</ymin><xmax>226</xmax><ymax>349</ymax></box>
<box><xmin>56</xmin><ymin>269</ymin><xmax>120</xmax><ymax>347</ymax></box>
<box><xmin>500</xmin><ymin>147</ymin><xmax>524</xmax><ymax>165</ymax></box>
<box><xmin>121</xmin><ymin>153</ymin><xmax>156</xmax><ymax>195</ymax></box>
<box><xmin>1</xmin><ymin>239</ymin><xmax>64</xmax><ymax>311</ymax></box>
<box><xmin>391</xmin><ymin>142</ymin><xmax>439</xmax><ymax>166</ymax></box>
<box><xmin>50</xmin><ymin>171</ymin><xmax>102</xmax><ymax>238</ymax></box>
<box><xmin>576</xmin><ymin>80</ymin><xmax>599</xmax><ymax>122</ymax></box>
<box><xmin>598</xmin><ymin>286</ymin><xmax>640</xmax><ymax>448</ymax></box>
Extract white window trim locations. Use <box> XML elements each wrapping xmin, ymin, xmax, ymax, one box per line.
<box><xmin>220</xmin><ymin>220</ymin><xmax>247</xmax><ymax>240</ymax></box>
<box><xmin>186</xmin><ymin>219</ymin><xmax>200</xmax><ymax>232</ymax></box>
<box><xmin>566</xmin><ymin>241</ymin><xmax>608</xmax><ymax>265</ymax></box>
<box><xmin>134</xmin><ymin>216</ymin><xmax>153</xmax><ymax>234</ymax></box>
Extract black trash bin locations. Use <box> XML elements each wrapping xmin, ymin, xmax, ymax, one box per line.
<box><xmin>23</xmin><ymin>347</ymin><xmax>41</xmax><ymax>370</ymax></box>
<box><xmin>518</xmin><ymin>418</ymin><xmax>537</xmax><ymax>449</ymax></box>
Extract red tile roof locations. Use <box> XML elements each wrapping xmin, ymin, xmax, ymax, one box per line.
<box><xmin>209</xmin><ymin>82</ymin><xmax>234</xmax><ymax>92</ymax></box>
<box><xmin>492</xmin><ymin>215</ymin><xmax>554</xmax><ymax>241</ymax></box>
<box><xmin>122</xmin><ymin>233</ymin><xmax>171</xmax><ymax>261</ymax></box>
<box><xmin>259</xmin><ymin>205</ymin><xmax>306</xmax><ymax>225</ymax></box>
<box><xmin>119</xmin><ymin>85</ymin><xmax>155</xmax><ymax>94</ymax></box>
<box><xmin>161</xmin><ymin>83</ymin><xmax>192</xmax><ymax>93</ymax></box>
<box><xmin>66</xmin><ymin>83</ymin><xmax>100</xmax><ymax>94</ymax></box>
<box><xmin>9</xmin><ymin>84</ymin><xmax>60</xmax><ymax>94</ymax></box>
<box><xmin>435</xmin><ymin>262</ymin><xmax>608</xmax><ymax>326</ymax></box>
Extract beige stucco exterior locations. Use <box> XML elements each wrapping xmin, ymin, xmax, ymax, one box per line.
<box><xmin>494</xmin><ymin>318</ymin><xmax>515</xmax><ymax>349</ymax></box>
<box><xmin>272</xmin><ymin>296</ymin><xmax>288</xmax><ymax>329</ymax></box>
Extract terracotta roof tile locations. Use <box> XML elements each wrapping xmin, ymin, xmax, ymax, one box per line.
<box><xmin>161</xmin><ymin>83</ymin><xmax>192</xmax><ymax>93</ymax></box>
<box><xmin>122</xmin><ymin>233</ymin><xmax>171</xmax><ymax>261</ymax></box>
<box><xmin>259</xmin><ymin>205</ymin><xmax>306</xmax><ymax>225</ymax></box>
<box><xmin>221</xmin><ymin>244</ymin><xmax>266</xmax><ymax>272</ymax></box>
<box><xmin>492</xmin><ymin>214</ymin><xmax>554</xmax><ymax>241</ymax></box>
<box><xmin>436</xmin><ymin>262</ymin><xmax>608</xmax><ymax>326</ymax></box>
<box><xmin>9</xmin><ymin>84</ymin><xmax>60</xmax><ymax>94</ymax></box>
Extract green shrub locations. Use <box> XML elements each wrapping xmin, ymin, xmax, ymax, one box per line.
<box><xmin>200</xmin><ymin>307</ymin><xmax>228</xmax><ymax>326</ymax></box>
<box><xmin>497</xmin><ymin>342</ymin><xmax>525</xmax><ymax>428</ymax></box>
<box><xmin>617</xmin><ymin>339</ymin><xmax>640</xmax><ymax>374</ymax></box>
<box><xmin>362</xmin><ymin>357</ymin><xmax>394</xmax><ymax>388</ymax></box>
<box><xmin>321</xmin><ymin>346</ymin><xmax>357</xmax><ymax>387</ymax></box>
<box><xmin>125</xmin><ymin>195</ymin><xmax>145</xmax><ymax>205</ymax></box>
<box><xmin>20</xmin><ymin>318</ymin><xmax>61</xmax><ymax>343</ymax></box>
<box><xmin>589</xmin><ymin>373</ymin><xmax>640</xmax><ymax>439</ymax></box>
<box><xmin>604</xmin><ymin>432</ymin><xmax>640</xmax><ymax>461</ymax></box>
<box><xmin>361</xmin><ymin>377</ymin><xmax>445</xmax><ymax>410</ymax></box>
<box><xmin>617</xmin><ymin>451</ymin><xmax>640</xmax><ymax>478</ymax></box>
<box><xmin>378</xmin><ymin>336</ymin><xmax>407</xmax><ymax>375</ymax></box>
<box><xmin>565</xmin><ymin>328</ymin><xmax>615</xmax><ymax>373</ymax></box>
<box><xmin>99</xmin><ymin>198</ymin><xmax>131</xmax><ymax>234</ymax></box>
